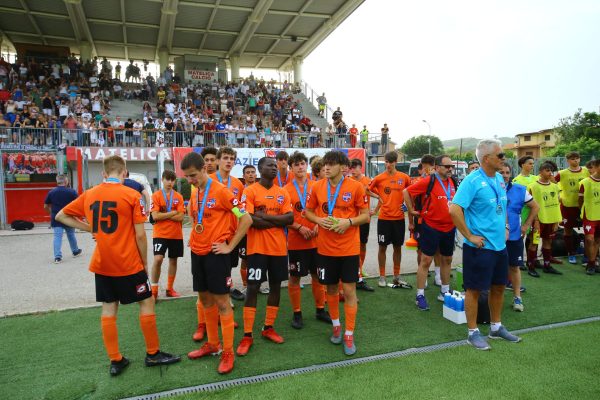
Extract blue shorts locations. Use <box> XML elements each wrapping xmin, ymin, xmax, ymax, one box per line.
<box><xmin>462</xmin><ymin>245</ymin><xmax>508</xmax><ymax>290</ymax></box>
<box><xmin>506</xmin><ymin>240</ymin><xmax>524</xmax><ymax>267</ymax></box>
<box><xmin>419</xmin><ymin>223</ymin><xmax>456</xmax><ymax>257</ymax></box>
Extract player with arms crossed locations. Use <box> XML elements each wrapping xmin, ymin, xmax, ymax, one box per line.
<box><xmin>305</xmin><ymin>150</ymin><xmax>370</xmax><ymax>356</ymax></box>
<box><xmin>56</xmin><ymin>155</ymin><xmax>180</xmax><ymax>376</ymax></box>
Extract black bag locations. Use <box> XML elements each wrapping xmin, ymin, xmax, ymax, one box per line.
<box><xmin>477</xmin><ymin>290</ymin><xmax>491</xmax><ymax>325</ymax></box>
<box><xmin>11</xmin><ymin>220</ymin><xmax>34</xmax><ymax>230</ymax></box>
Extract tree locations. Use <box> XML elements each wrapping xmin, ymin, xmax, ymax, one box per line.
<box><xmin>400</xmin><ymin>135</ymin><xmax>444</xmax><ymax>158</ymax></box>
<box><xmin>548</xmin><ymin>137</ymin><xmax>600</xmax><ymax>157</ymax></box>
<box><xmin>551</xmin><ymin>109</ymin><xmax>600</xmax><ymax>156</ymax></box>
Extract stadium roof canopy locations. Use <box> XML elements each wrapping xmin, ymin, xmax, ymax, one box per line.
<box><xmin>0</xmin><ymin>0</ymin><xmax>364</xmax><ymax>70</ymax></box>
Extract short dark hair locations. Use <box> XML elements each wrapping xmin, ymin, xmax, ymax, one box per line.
<box><xmin>311</xmin><ymin>159</ymin><xmax>323</xmax><ymax>175</ymax></box>
<box><xmin>434</xmin><ymin>154</ymin><xmax>450</xmax><ymax>166</ymax></box>
<box><xmin>585</xmin><ymin>160</ymin><xmax>595</xmax><ymax>169</ymax></box>
<box><xmin>217</xmin><ymin>146</ymin><xmax>237</xmax><ymax>159</ymax></box>
<box><xmin>565</xmin><ymin>151</ymin><xmax>580</xmax><ymax>159</ymax></box>
<box><xmin>201</xmin><ymin>146</ymin><xmax>217</xmax><ymax>158</ymax></box>
<box><xmin>350</xmin><ymin>158</ymin><xmax>362</xmax><ymax>168</ymax></box>
<box><xmin>288</xmin><ymin>151</ymin><xmax>308</xmax><ymax>166</ymax></box>
<box><xmin>588</xmin><ymin>159</ymin><xmax>600</xmax><ymax>168</ymax></box>
<box><xmin>468</xmin><ymin>160</ymin><xmax>480</xmax><ymax>167</ymax></box>
<box><xmin>162</xmin><ymin>170</ymin><xmax>177</xmax><ymax>181</ymax></box>
<box><xmin>258</xmin><ymin>156</ymin><xmax>272</xmax><ymax>170</ymax></box>
<box><xmin>242</xmin><ymin>165</ymin><xmax>256</xmax><ymax>174</ymax></box>
<box><xmin>421</xmin><ymin>154</ymin><xmax>435</xmax><ymax>166</ymax></box>
<box><xmin>539</xmin><ymin>160</ymin><xmax>557</xmax><ymax>172</ymax></box>
<box><xmin>518</xmin><ymin>156</ymin><xmax>534</xmax><ymax>167</ymax></box>
<box><xmin>309</xmin><ymin>155</ymin><xmax>320</xmax><ymax>164</ymax></box>
<box><xmin>322</xmin><ymin>150</ymin><xmax>349</xmax><ymax>166</ymax></box>
<box><xmin>502</xmin><ymin>162</ymin><xmax>512</xmax><ymax>172</ymax></box>
<box><xmin>417</xmin><ymin>163</ymin><xmax>423</xmax><ymax>171</ymax></box>
<box><xmin>181</xmin><ymin>151</ymin><xmax>205</xmax><ymax>170</ymax></box>
<box><xmin>276</xmin><ymin>151</ymin><xmax>289</xmax><ymax>161</ymax></box>
<box><xmin>384</xmin><ymin>151</ymin><xmax>398</xmax><ymax>163</ymax></box>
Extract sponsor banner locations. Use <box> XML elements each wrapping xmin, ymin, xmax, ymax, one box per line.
<box><xmin>66</xmin><ymin>147</ymin><xmax>173</xmax><ymax>162</ymax></box>
<box><xmin>184</xmin><ymin>69</ymin><xmax>217</xmax><ymax>83</ymax></box>
<box><xmin>173</xmin><ymin>147</ymin><xmax>366</xmax><ymax>178</ymax></box>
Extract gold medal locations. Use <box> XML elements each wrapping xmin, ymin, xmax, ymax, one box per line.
<box><xmin>194</xmin><ymin>223</ymin><xmax>204</xmax><ymax>234</ymax></box>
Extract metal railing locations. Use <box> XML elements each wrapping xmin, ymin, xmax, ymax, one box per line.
<box><xmin>300</xmin><ymin>81</ymin><xmax>335</xmax><ymax>121</ymax></box>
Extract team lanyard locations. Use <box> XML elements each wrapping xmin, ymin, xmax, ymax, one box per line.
<box><xmin>195</xmin><ymin>178</ymin><xmax>212</xmax><ymax>233</ymax></box>
<box><xmin>216</xmin><ymin>171</ymin><xmax>231</xmax><ymax>189</ymax></box>
<box><xmin>479</xmin><ymin>169</ymin><xmax>503</xmax><ymax>215</ymax></box>
<box><xmin>293</xmin><ymin>179</ymin><xmax>308</xmax><ymax>211</ymax></box>
<box><xmin>434</xmin><ymin>173</ymin><xmax>453</xmax><ymax>201</ymax></box>
<box><xmin>162</xmin><ymin>189</ymin><xmax>174</xmax><ymax>212</ymax></box>
<box><xmin>327</xmin><ymin>176</ymin><xmax>344</xmax><ymax>217</ymax></box>
<box><xmin>277</xmin><ymin>171</ymin><xmax>287</xmax><ymax>187</ymax></box>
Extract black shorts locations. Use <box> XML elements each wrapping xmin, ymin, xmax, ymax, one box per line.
<box><xmin>247</xmin><ymin>253</ymin><xmax>289</xmax><ymax>284</ymax></box>
<box><xmin>191</xmin><ymin>252</ymin><xmax>231</xmax><ymax>295</ymax></box>
<box><xmin>229</xmin><ymin>242</ymin><xmax>240</xmax><ymax>271</ymax></box>
<box><xmin>316</xmin><ymin>253</ymin><xmax>359</xmax><ymax>285</ymax></box>
<box><xmin>462</xmin><ymin>245</ymin><xmax>508</xmax><ymax>290</ymax></box>
<box><xmin>289</xmin><ymin>248</ymin><xmax>318</xmax><ymax>277</ymax></box>
<box><xmin>377</xmin><ymin>219</ymin><xmax>405</xmax><ymax>246</ymax></box>
<box><xmin>419</xmin><ymin>223</ymin><xmax>455</xmax><ymax>257</ymax></box>
<box><xmin>506</xmin><ymin>239</ymin><xmax>524</xmax><ymax>267</ymax></box>
<box><xmin>238</xmin><ymin>235</ymin><xmax>247</xmax><ymax>260</ymax></box>
<box><xmin>153</xmin><ymin>238</ymin><xmax>184</xmax><ymax>258</ymax></box>
<box><xmin>95</xmin><ymin>270</ymin><xmax>152</xmax><ymax>304</ymax></box>
<box><xmin>359</xmin><ymin>223</ymin><xmax>369</xmax><ymax>244</ymax></box>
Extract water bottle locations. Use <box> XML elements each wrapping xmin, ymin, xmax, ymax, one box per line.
<box><xmin>444</xmin><ymin>292</ymin><xmax>452</xmax><ymax>308</ymax></box>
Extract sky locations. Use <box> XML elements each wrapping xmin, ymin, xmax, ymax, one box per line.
<box><xmin>299</xmin><ymin>0</ymin><xmax>600</xmax><ymax>146</ymax></box>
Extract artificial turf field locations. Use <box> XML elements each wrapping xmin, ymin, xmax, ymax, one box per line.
<box><xmin>1</xmin><ymin>261</ymin><xmax>598</xmax><ymax>400</ymax></box>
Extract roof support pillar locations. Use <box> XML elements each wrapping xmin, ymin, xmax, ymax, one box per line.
<box><xmin>79</xmin><ymin>41</ymin><xmax>92</xmax><ymax>63</ymax></box>
<box><xmin>217</xmin><ymin>58</ymin><xmax>228</xmax><ymax>83</ymax></box>
<box><xmin>158</xmin><ymin>47</ymin><xmax>169</xmax><ymax>77</ymax></box>
<box><xmin>230</xmin><ymin>55</ymin><xmax>240</xmax><ymax>81</ymax></box>
<box><xmin>292</xmin><ymin>56</ymin><xmax>303</xmax><ymax>84</ymax></box>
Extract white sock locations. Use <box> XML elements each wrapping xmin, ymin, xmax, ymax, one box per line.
<box><xmin>345</xmin><ymin>330</ymin><xmax>353</xmax><ymax>336</ymax></box>
<box><xmin>441</xmin><ymin>284</ymin><xmax>450</xmax><ymax>293</ymax></box>
<box><xmin>468</xmin><ymin>328</ymin><xmax>479</xmax><ymax>335</ymax></box>
<box><xmin>358</xmin><ymin>278</ymin><xmax>364</xmax><ymax>283</ymax></box>
<box><xmin>417</xmin><ymin>288</ymin><xmax>425</xmax><ymax>296</ymax></box>
<box><xmin>491</xmin><ymin>322</ymin><xmax>502</xmax><ymax>332</ymax></box>
<box><xmin>332</xmin><ymin>319</ymin><xmax>341</xmax><ymax>327</ymax></box>
<box><xmin>434</xmin><ymin>266</ymin><xmax>441</xmax><ymax>277</ymax></box>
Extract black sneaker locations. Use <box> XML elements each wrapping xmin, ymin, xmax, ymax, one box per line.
<box><xmin>586</xmin><ymin>267</ymin><xmax>596</xmax><ymax>276</ymax></box>
<box><xmin>109</xmin><ymin>357</ymin><xmax>130</xmax><ymax>376</ymax></box>
<box><xmin>144</xmin><ymin>350</ymin><xmax>181</xmax><ymax>367</ymax></box>
<box><xmin>230</xmin><ymin>288</ymin><xmax>245</xmax><ymax>301</ymax></box>
<box><xmin>356</xmin><ymin>280</ymin><xmax>375</xmax><ymax>292</ymax></box>
<box><xmin>54</xmin><ymin>257</ymin><xmax>62</xmax><ymax>264</ymax></box>
<box><xmin>527</xmin><ymin>269</ymin><xmax>540</xmax><ymax>278</ymax></box>
<box><xmin>73</xmin><ymin>249</ymin><xmax>83</xmax><ymax>257</ymax></box>
<box><xmin>543</xmin><ymin>266</ymin><xmax>563</xmax><ymax>275</ymax></box>
<box><xmin>519</xmin><ymin>265</ymin><xmax>527</xmax><ymax>271</ymax></box>
<box><xmin>291</xmin><ymin>312</ymin><xmax>304</xmax><ymax>329</ymax></box>
<box><xmin>315</xmin><ymin>308</ymin><xmax>332</xmax><ymax>324</ymax></box>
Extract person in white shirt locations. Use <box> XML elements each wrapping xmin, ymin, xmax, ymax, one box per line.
<box><xmin>246</xmin><ymin>121</ymin><xmax>258</xmax><ymax>147</ymax></box>
<box><xmin>133</xmin><ymin>119</ymin><xmax>143</xmax><ymax>147</ymax></box>
<box><xmin>111</xmin><ymin>116</ymin><xmax>125</xmax><ymax>146</ymax></box>
<box><xmin>165</xmin><ymin>101</ymin><xmax>175</xmax><ymax>119</ymax></box>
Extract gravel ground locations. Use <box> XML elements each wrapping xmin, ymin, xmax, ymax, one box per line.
<box><xmin>0</xmin><ymin>220</ymin><xmax>462</xmax><ymax>316</ymax></box>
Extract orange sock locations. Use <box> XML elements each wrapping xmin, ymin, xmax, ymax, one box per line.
<box><xmin>265</xmin><ymin>306</ymin><xmax>279</xmax><ymax>327</ymax></box>
<box><xmin>393</xmin><ymin>265</ymin><xmax>400</xmax><ymax>276</ymax></box>
<box><xmin>241</xmin><ymin>266</ymin><xmax>248</xmax><ymax>287</ymax></box>
<box><xmin>151</xmin><ymin>284</ymin><xmax>158</xmax><ymax>297</ymax></box>
<box><xmin>344</xmin><ymin>303</ymin><xmax>357</xmax><ymax>333</ymax></box>
<box><xmin>379</xmin><ymin>266</ymin><xmax>386</xmax><ymax>277</ymax></box>
<box><xmin>167</xmin><ymin>274</ymin><xmax>176</xmax><ymax>291</ymax></box>
<box><xmin>220</xmin><ymin>312</ymin><xmax>235</xmax><ymax>353</ymax></box>
<box><xmin>101</xmin><ymin>315</ymin><xmax>122</xmax><ymax>361</ymax></box>
<box><xmin>311</xmin><ymin>278</ymin><xmax>325</xmax><ymax>309</ymax></box>
<box><xmin>243</xmin><ymin>306</ymin><xmax>256</xmax><ymax>334</ymax></box>
<box><xmin>196</xmin><ymin>300</ymin><xmax>206</xmax><ymax>324</ymax></box>
<box><xmin>139</xmin><ymin>313</ymin><xmax>160</xmax><ymax>355</ymax></box>
<box><xmin>288</xmin><ymin>284</ymin><xmax>302</xmax><ymax>312</ymax></box>
<box><xmin>204</xmin><ymin>304</ymin><xmax>220</xmax><ymax>346</ymax></box>
<box><xmin>327</xmin><ymin>293</ymin><xmax>340</xmax><ymax>321</ymax></box>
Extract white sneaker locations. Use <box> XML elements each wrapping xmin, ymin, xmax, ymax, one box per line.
<box><xmin>434</xmin><ymin>275</ymin><xmax>442</xmax><ymax>287</ymax></box>
<box><xmin>378</xmin><ymin>277</ymin><xmax>387</xmax><ymax>287</ymax></box>
<box><xmin>259</xmin><ymin>285</ymin><xmax>270</xmax><ymax>294</ymax></box>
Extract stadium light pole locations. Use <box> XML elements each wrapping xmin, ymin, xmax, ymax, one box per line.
<box><xmin>422</xmin><ymin>119</ymin><xmax>431</xmax><ymax>154</ymax></box>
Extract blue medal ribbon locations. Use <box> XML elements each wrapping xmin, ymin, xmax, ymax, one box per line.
<box><xmin>277</xmin><ymin>171</ymin><xmax>287</xmax><ymax>187</ymax></box>
<box><xmin>106</xmin><ymin>177</ymin><xmax>120</xmax><ymax>183</ymax></box>
<box><xmin>327</xmin><ymin>176</ymin><xmax>344</xmax><ymax>216</ymax></box>
<box><xmin>293</xmin><ymin>179</ymin><xmax>308</xmax><ymax>211</ymax></box>
<box><xmin>479</xmin><ymin>169</ymin><xmax>503</xmax><ymax>214</ymax></box>
<box><xmin>162</xmin><ymin>189</ymin><xmax>174</xmax><ymax>212</ymax></box>
<box><xmin>216</xmin><ymin>171</ymin><xmax>231</xmax><ymax>189</ymax></box>
<box><xmin>434</xmin><ymin>173</ymin><xmax>453</xmax><ymax>201</ymax></box>
<box><xmin>196</xmin><ymin>178</ymin><xmax>212</xmax><ymax>226</ymax></box>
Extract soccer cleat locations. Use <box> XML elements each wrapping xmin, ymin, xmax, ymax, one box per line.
<box><xmin>549</xmin><ymin>257</ymin><xmax>563</xmax><ymax>265</ymax></box>
<box><xmin>73</xmin><ymin>249</ymin><xmax>83</xmax><ymax>257</ymax></box>
<box><xmin>230</xmin><ymin>288</ymin><xmax>245</xmax><ymax>301</ymax></box>
<box><xmin>330</xmin><ymin>326</ymin><xmax>342</xmax><ymax>344</ymax></box>
<box><xmin>166</xmin><ymin>289</ymin><xmax>181</xmax><ymax>297</ymax></box>
<box><xmin>291</xmin><ymin>312</ymin><xmax>304</xmax><ymax>329</ymax></box>
<box><xmin>356</xmin><ymin>280</ymin><xmax>375</xmax><ymax>292</ymax></box>
<box><xmin>378</xmin><ymin>277</ymin><xmax>387</xmax><ymax>287</ymax></box>
<box><xmin>343</xmin><ymin>334</ymin><xmax>356</xmax><ymax>356</ymax></box>
<box><xmin>568</xmin><ymin>255</ymin><xmax>577</xmax><ymax>264</ymax></box>
<box><xmin>488</xmin><ymin>326</ymin><xmax>522</xmax><ymax>343</ymax></box>
<box><xmin>527</xmin><ymin>269</ymin><xmax>540</xmax><ymax>278</ymax></box>
<box><xmin>389</xmin><ymin>280</ymin><xmax>412</xmax><ymax>289</ymax></box>
<box><xmin>512</xmin><ymin>297</ymin><xmax>524</xmax><ymax>312</ymax></box>
<box><xmin>54</xmin><ymin>257</ymin><xmax>62</xmax><ymax>264</ymax></box>
<box><xmin>259</xmin><ymin>285</ymin><xmax>270</xmax><ymax>295</ymax></box>
<box><xmin>543</xmin><ymin>266</ymin><xmax>563</xmax><ymax>275</ymax></box>
<box><xmin>519</xmin><ymin>265</ymin><xmax>527</xmax><ymax>271</ymax></box>
<box><xmin>188</xmin><ymin>342</ymin><xmax>222</xmax><ymax>359</ymax></box>
<box><xmin>505</xmin><ymin>282</ymin><xmax>527</xmax><ymax>293</ymax></box>
<box><xmin>415</xmin><ymin>294</ymin><xmax>429</xmax><ymax>311</ymax></box>
<box><xmin>236</xmin><ymin>336</ymin><xmax>253</xmax><ymax>356</ymax></box>
<box><xmin>192</xmin><ymin>323</ymin><xmax>206</xmax><ymax>342</ymax></box>
<box><xmin>109</xmin><ymin>357</ymin><xmax>130</xmax><ymax>376</ymax></box>
<box><xmin>315</xmin><ymin>308</ymin><xmax>332</xmax><ymax>324</ymax></box>
<box><xmin>437</xmin><ymin>291</ymin><xmax>449</xmax><ymax>302</ymax></box>
<box><xmin>145</xmin><ymin>350</ymin><xmax>181</xmax><ymax>367</ymax></box>
<box><xmin>261</xmin><ymin>327</ymin><xmax>284</xmax><ymax>344</ymax></box>
<box><xmin>586</xmin><ymin>267</ymin><xmax>596</xmax><ymax>276</ymax></box>
<box><xmin>218</xmin><ymin>351</ymin><xmax>235</xmax><ymax>374</ymax></box>
<box><xmin>467</xmin><ymin>331</ymin><xmax>491</xmax><ymax>350</ymax></box>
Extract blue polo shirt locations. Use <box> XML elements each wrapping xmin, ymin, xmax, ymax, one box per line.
<box><xmin>452</xmin><ymin>169</ymin><xmax>508</xmax><ymax>251</ymax></box>
<box><xmin>44</xmin><ymin>186</ymin><xmax>78</xmax><ymax>228</ymax></box>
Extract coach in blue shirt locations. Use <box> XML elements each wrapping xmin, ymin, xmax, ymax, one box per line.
<box><xmin>44</xmin><ymin>174</ymin><xmax>82</xmax><ymax>264</ymax></box>
<box><xmin>450</xmin><ymin>139</ymin><xmax>522</xmax><ymax>350</ymax></box>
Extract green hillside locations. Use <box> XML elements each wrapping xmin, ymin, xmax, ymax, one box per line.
<box><xmin>443</xmin><ymin>137</ymin><xmax>514</xmax><ymax>151</ymax></box>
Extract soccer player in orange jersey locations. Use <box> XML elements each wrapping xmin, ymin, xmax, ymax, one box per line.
<box><xmin>368</xmin><ymin>151</ymin><xmax>412</xmax><ymax>289</ymax></box>
<box><xmin>285</xmin><ymin>151</ymin><xmax>332</xmax><ymax>328</ymax></box>
<box><xmin>56</xmin><ymin>155</ymin><xmax>181</xmax><ymax>376</ymax></box>
<box><xmin>150</xmin><ymin>170</ymin><xmax>185</xmax><ymax>299</ymax></box>
<box><xmin>305</xmin><ymin>150</ymin><xmax>370</xmax><ymax>356</ymax></box>
<box><xmin>181</xmin><ymin>152</ymin><xmax>252</xmax><ymax>374</ymax></box>
<box><xmin>236</xmin><ymin>157</ymin><xmax>294</xmax><ymax>356</ymax></box>
<box><xmin>275</xmin><ymin>150</ymin><xmax>293</xmax><ymax>187</ymax></box>
<box><xmin>201</xmin><ymin>146</ymin><xmax>218</xmax><ymax>175</ymax></box>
